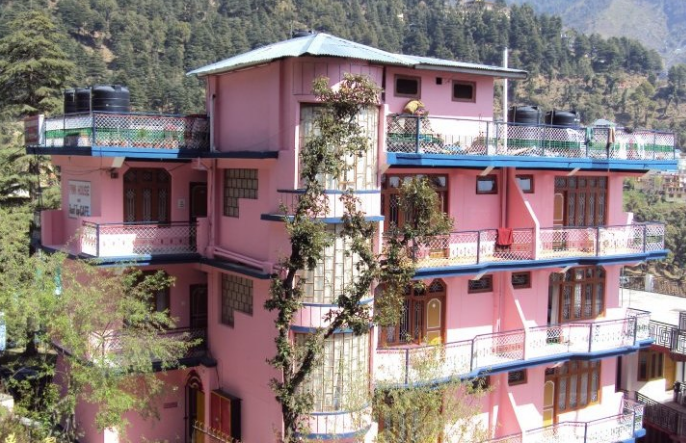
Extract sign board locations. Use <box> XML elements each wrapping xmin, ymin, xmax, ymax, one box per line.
<box><xmin>68</xmin><ymin>180</ymin><xmax>91</xmax><ymax>218</ymax></box>
<box><xmin>23</xmin><ymin>115</ymin><xmax>44</xmax><ymax>146</ymax></box>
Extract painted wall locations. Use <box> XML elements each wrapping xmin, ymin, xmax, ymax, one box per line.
<box><xmin>204</xmin><ymin>269</ymin><xmax>282</xmax><ymax>443</ymax></box>
<box><xmin>384</xmin><ymin>67</ymin><xmax>495</xmax><ymax>119</ymax></box>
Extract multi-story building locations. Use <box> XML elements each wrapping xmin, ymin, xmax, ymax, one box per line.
<box><xmin>620</xmin><ymin>288</ymin><xmax>686</xmax><ymax>443</ymax></box>
<box><xmin>25</xmin><ymin>32</ymin><xmax>678</xmax><ymax>442</ymax></box>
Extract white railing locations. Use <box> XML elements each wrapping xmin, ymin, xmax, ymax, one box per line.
<box><xmin>390</xmin><ymin>222</ymin><xmax>665</xmax><ymax>270</ymax></box>
<box><xmin>37</xmin><ymin>111</ymin><xmax>209</xmax><ymax>150</ymax></box>
<box><xmin>80</xmin><ymin>221</ymin><xmax>198</xmax><ymax>257</ymax></box>
<box><xmin>386</xmin><ymin>114</ymin><xmax>676</xmax><ymax>161</ymax></box>
<box><xmin>375</xmin><ymin>312</ymin><xmax>649</xmax><ymax>387</ymax></box>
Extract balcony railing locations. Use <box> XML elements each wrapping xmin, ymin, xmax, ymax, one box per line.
<box><xmin>484</xmin><ymin>397</ymin><xmax>643</xmax><ymax>443</ymax></box>
<box><xmin>80</xmin><ymin>221</ymin><xmax>198</xmax><ymax>258</ymax></box>
<box><xmin>401</xmin><ymin>222</ymin><xmax>665</xmax><ymax>269</ymax></box>
<box><xmin>637</xmin><ymin>391</ymin><xmax>686</xmax><ymax>437</ymax></box>
<box><xmin>34</xmin><ymin>111</ymin><xmax>209</xmax><ymax>150</ymax></box>
<box><xmin>386</xmin><ymin>114</ymin><xmax>676</xmax><ymax>161</ymax></box>
<box><xmin>90</xmin><ymin>327</ymin><xmax>207</xmax><ymax>363</ymax></box>
<box><xmin>374</xmin><ymin>312</ymin><xmax>649</xmax><ymax>386</ymax></box>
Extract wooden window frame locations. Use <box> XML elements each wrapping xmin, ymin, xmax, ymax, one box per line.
<box><xmin>547</xmin><ymin>361</ymin><xmax>601</xmax><ymax>413</ymax></box>
<box><xmin>508</xmin><ymin>369</ymin><xmax>528</xmax><ymax>386</ymax></box>
<box><xmin>381</xmin><ymin>174</ymin><xmax>449</xmax><ymax>232</ymax></box>
<box><xmin>476</xmin><ymin>175</ymin><xmax>498</xmax><ymax>194</ymax></box>
<box><xmin>551</xmin><ymin>266</ymin><xmax>605</xmax><ymax>322</ymax></box>
<box><xmin>452</xmin><ymin>80</ymin><xmax>476</xmax><ymax>103</ymax></box>
<box><xmin>379</xmin><ymin>279</ymin><xmax>446</xmax><ymax>347</ymax></box>
<box><xmin>210</xmin><ymin>390</ymin><xmax>242</xmax><ymax>440</ymax></box>
<box><xmin>468</xmin><ymin>275</ymin><xmax>493</xmax><ymax>294</ymax></box>
<box><xmin>516</xmin><ymin>175</ymin><xmax>534</xmax><ymax>194</ymax></box>
<box><xmin>511</xmin><ymin>272</ymin><xmax>531</xmax><ymax>289</ymax></box>
<box><xmin>554</xmin><ymin>176</ymin><xmax>608</xmax><ymax>227</ymax></box>
<box><xmin>394</xmin><ymin>74</ymin><xmax>421</xmax><ymax>99</ymax></box>
<box><xmin>638</xmin><ymin>349</ymin><xmax>665</xmax><ymax>381</ymax></box>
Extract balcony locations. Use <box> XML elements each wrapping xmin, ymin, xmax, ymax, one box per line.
<box><xmin>637</xmin><ymin>390</ymin><xmax>686</xmax><ymax>439</ymax></box>
<box><xmin>80</xmin><ymin>221</ymin><xmax>199</xmax><ymax>259</ymax></box>
<box><xmin>374</xmin><ymin>310</ymin><xmax>650</xmax><ymax>387</ymax></box>
<box><xmin>385</xmin><ymin>115</ymin><xmax>678</xmax><ymax>171</ymax></box>
<box><xmin>484</xmin><ymin>398</ymin><xmax>644</xmax><ymax>443</ymax></box>
<box><xmin>400</xmin><ymin>222</ymin><xmax>665</xmax><ymax>275</ymax></box>
<box><xmin>25</xmin><ymin>112</ymin><xmax>209</xmax><ymax>157</ymax></box>
<box><xmin>648</xmin><ymin>311</ymin><xmax>686</xmax><ymax>357</ymax></box>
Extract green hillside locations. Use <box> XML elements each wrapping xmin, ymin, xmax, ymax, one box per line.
<box><xmin>506</xmin><ymin>0</ymin><xmax>686</xmax><ymax>68</ymax></box>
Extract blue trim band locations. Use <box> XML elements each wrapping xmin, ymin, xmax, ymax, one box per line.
<box><xmin>412</xmin><ymin>250</ymin><xmax>668</xmax><ymax>279</ymax></box>
<box><xmin>290</xmin><ymin>325</ymin><xmax>355</xmax><ymax>333</ymax></box>
<box><xmin>261</xmin><ymin>214</ymin><xmax>384</xmax><ymax>223</ymax></box>
<box><xmin>302</xmin><ymin>298</ymin><xmax>374</xmax><ymax>308</ymax></box>
<box><xmin>26</xmin><ymin>146</ymin><xmax>279</xmax><ymax>160</ymax></box>
<box><xmin>386</xmin><ymin>152</ymin><xmax>679</xmax><ymax>172</ymax></box>
<box><xmin>277</xmin><ymin>189</ymin><xmax>380</xmax><ymax>195</ymax></box>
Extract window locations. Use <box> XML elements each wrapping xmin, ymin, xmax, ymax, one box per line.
<box><xmin>550</xmin><ymin>266</ymin><xmax>605</xmax><ymax>322</ymax></box>
<box><xmin>223</xmin><ymin>169</ymin><xmax>258</xmax><ymax>217</ymax></box>
<box><xmin>300</xmin><ymin>104</ymin><xmax>377</xmax><ymax>190</ymax></box>
<box><xmin>516</xmin><ymin>175</ymin><xmax>534</xmax><ymax>193</ymax></box>
<box><xmin>476</xmin><ymin>175</ymin><xmax>497</xmax><ymax>194</ymax></box>
<box><xmin>452</xmin><ymin>80</ymin><xmax>476</xmax><ymax>102</ymax></box>
<box><xmin>210</xmin><ymin>390</ymin><xmax>241</xmax><ymax>440</ymax></box>
<box><xmin>220</xmin><ymin>274</ymin><xmax>253</xmax><ymax>327</ymax></box>
<box><xmin>554</xmin><ymin>176</ymin><xmax>607</xmax><ymax>226</ymax></box>
<box><xmin>298</xmin><ymin>332</ymin><xmax>369</xmax><ymax>411</ymax></box>
<box><xmin>638</xmin><ymin>350</ymin><xmax>664</xmax><ymax>381</ymax></box>
<box><xmin>381</xmin><ymin>174</ymin><xmax>448</xmax><ymax>231</ymax></box>
<box><xmin>511</xmin><ymin>272</ymin><xmax>531</xmax><ymax>289</ymax></box>
<box><xmin>547</xmin><ymin>361</ymin><xmax>601</xmax><ymax>412</ymax></box>
<box><xmin>300</xmin><ymin>224</ymin><xmax>357</xmax><ymax>304</ymax></box>
<box><xmin>395</xmin><ymin>75</ymin><xmax>421</xmax><ymax>98</ymax></box>
<box><xmin>508</xmin><ymin>370</ymin><xmax>527</xmax><ymax>386</ymax></box>
<box><xmin>468</xmin><ymin>275</ymin><xmax>493</xmax><ymax>293</ymax></box>
<box><xmin>380</xmin><ymin>279</ymin><xmax>446</xmax><ymax>347</ymax></box>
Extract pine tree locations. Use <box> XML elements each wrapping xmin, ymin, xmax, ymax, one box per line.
<box><xmin>0</xmin><ymin>10</ymin><xmax>75</xmax><ymax>117</ymax></box>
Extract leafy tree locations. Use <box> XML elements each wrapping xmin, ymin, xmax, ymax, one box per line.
<box><xmin>264</xmin><ymin>73</ymin><xmax>453</xmax><ymax>442</ymax></box>
<box><xmin>0</xmin><ymin>11</ymin><xmax>75</xmax><ymax>117</ymax></box>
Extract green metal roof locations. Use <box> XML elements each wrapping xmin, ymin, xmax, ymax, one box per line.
<box><xmin>187</xmin><ymin>32</ymin><xmax>528</xmax><ymax>79</ymax></box>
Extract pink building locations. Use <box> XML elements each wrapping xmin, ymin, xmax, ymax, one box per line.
<box><xmin>26</xmin><ymin>32</ymin><xmax>678</xmax><ymax>442</ymax></box>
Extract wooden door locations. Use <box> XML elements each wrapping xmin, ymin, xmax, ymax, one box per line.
<box><xmin>189</xmin><ymin>182</ymin><xmax>207</xmax><ymax>222</ymax></box>
<box><xmin>190</xmin><ymin>284</ymin><xmax>208</xmax><ymax>329</ymax></box>
<box><xmin>195</xmin><ymin>390</ymin><xmax>205</xmax><ymax>443</ymax></box>
<box><xmin>123</xmin><ymin>168</ymin><xmax>171</xmax><ymax>222</ymax></box>
<box><xmin>666</xmin><ymin>355</ymin><xmax>677</xmax><ymax>392</ymax></box>
<box><xmin>425</xmin><ymin>296</ymin><xmax>443</xmax><ymax>345</ymax></box>
<box><xmin>543</xmin><ymin>380</ymin><xmax>555</xmax><ymax>427</ymax></box>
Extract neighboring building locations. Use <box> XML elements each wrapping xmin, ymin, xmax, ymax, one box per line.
<box><xmin>25</xmin><ymin>33</ymin><xmax>679</xmax><ymax>443</ymax></box>
<box><xmin>620</xmin><ymin>288</ymin><xmax>686</xmax><ymax>443</ymax></box>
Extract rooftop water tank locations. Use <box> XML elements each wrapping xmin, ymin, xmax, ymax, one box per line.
<box><xmin>508</xmin><ymin>106</ymin><xmax>543</xmax><ymax>124</ymax></box>
<box><xmin>63</xmin><ymin>89</ymin><xmax>76</xmax><ymax>114</ymax></box>
<box><xmin>75</xmin><ymin>88</ymin><xmax>91</xmax><ymax>113</ymax></box>
<box><xmin>545</xmin><ymin>110</ymin><xmax>580</xmax><ymax>127</ymax></box>
<box><xmin>91</xmin><ymin>85</ymin><xmax>130</xmax><ymax>113</ymax></box>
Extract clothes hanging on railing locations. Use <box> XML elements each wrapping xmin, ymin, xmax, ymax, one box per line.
<box><xmin>496</xmin><ymin>228</ymin><xmax>514</xmax><ymax>248</ymax></box>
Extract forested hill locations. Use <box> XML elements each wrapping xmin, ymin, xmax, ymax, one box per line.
<box><xmin>506</xmin><ymin>0</ymin><xmax>686</xmax><ymax>68</ymax></box>
<box><xmin>2</xmin><ymin>0</ymin><xmax>685</xmax><ymax>140</ymax></box>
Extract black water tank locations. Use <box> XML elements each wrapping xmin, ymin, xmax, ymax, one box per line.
<box><xmin>63</xmin><ymin>89</ymin><xmax>77</xmax><ymax>114</ymax></box>
<box><xmin>75</xmin><ymin>88</ymin><xmax>91</xmax><ymax>113</ymax></box>
<box><xmin>508</xmin><ymin>106</ymin><xmax>543</xmax><ymax>124</ymax></box>
<box><xmin>545</xmin><ymin>109</ymin><xmax>580</xmax><ymax>127</ymax></box>
<box><xmin>92</xmin><ymin>85</ymin><xmax>130</xmax><ymax>113</ymax></box>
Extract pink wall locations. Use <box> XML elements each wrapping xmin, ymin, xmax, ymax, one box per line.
<box><xmin>444</xmin><ymin>276</ymin><xmax>496</xmax><ymax>342</ymax></box>
<box><xmin>384</xmin><ymin>67</ymin><xmax>495</xmax><ymax>118</ymax></box>
<box><xmin>204</xmin><ymin>269</ymin><xmax>282</xmax><ymax>443</ymax></box>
